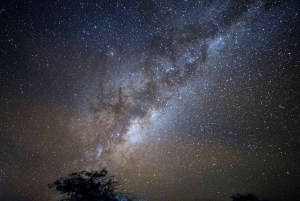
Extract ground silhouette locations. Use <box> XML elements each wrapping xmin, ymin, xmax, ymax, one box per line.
<box><xmin>49</xmin><ymin>169</ymin><xmax>270</xmax><ymax>201</ymax></box>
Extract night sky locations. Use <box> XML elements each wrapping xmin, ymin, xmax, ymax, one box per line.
<box><xmin>1</xmin><ymin>0</ymin><xmax>300</xmax><ymax>201</ymax></box>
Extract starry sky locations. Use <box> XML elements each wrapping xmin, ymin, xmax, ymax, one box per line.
<box><xmin>0</xmin><ymin>0</ymin><xmax>300</xmax><ymax>201</ymax></box>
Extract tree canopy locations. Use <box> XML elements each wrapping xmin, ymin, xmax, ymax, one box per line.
<box><xmin>48</xmin><ymin>168</ymin><xmax>133</xmax><ymax>201</ymax></box>
<box><xmin>231</xmin><ymin>193</ymin><xmax>269</xmax><ymax>201</ymax></box>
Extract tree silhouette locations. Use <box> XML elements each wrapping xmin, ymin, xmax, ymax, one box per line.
<box><xmin>231</xmin><ymin>193</ymin><xmax>269</xmax><ymax>201</ymax></box>
<box><xmin>48</xmin><ymin>168</ymin><xmax>133</xmax><ymax>201</ymax></box>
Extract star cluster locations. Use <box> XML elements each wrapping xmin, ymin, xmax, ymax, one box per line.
<box><xmin>0</xmin><ymin>1</ymin><xmax>299</xmax><ymax>201</ymax></box>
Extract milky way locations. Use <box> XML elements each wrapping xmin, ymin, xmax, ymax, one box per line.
<box><xmin>1</xmin><ymin>1</ymin><xmax>299</xmax><ymax>201</ymax></box>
